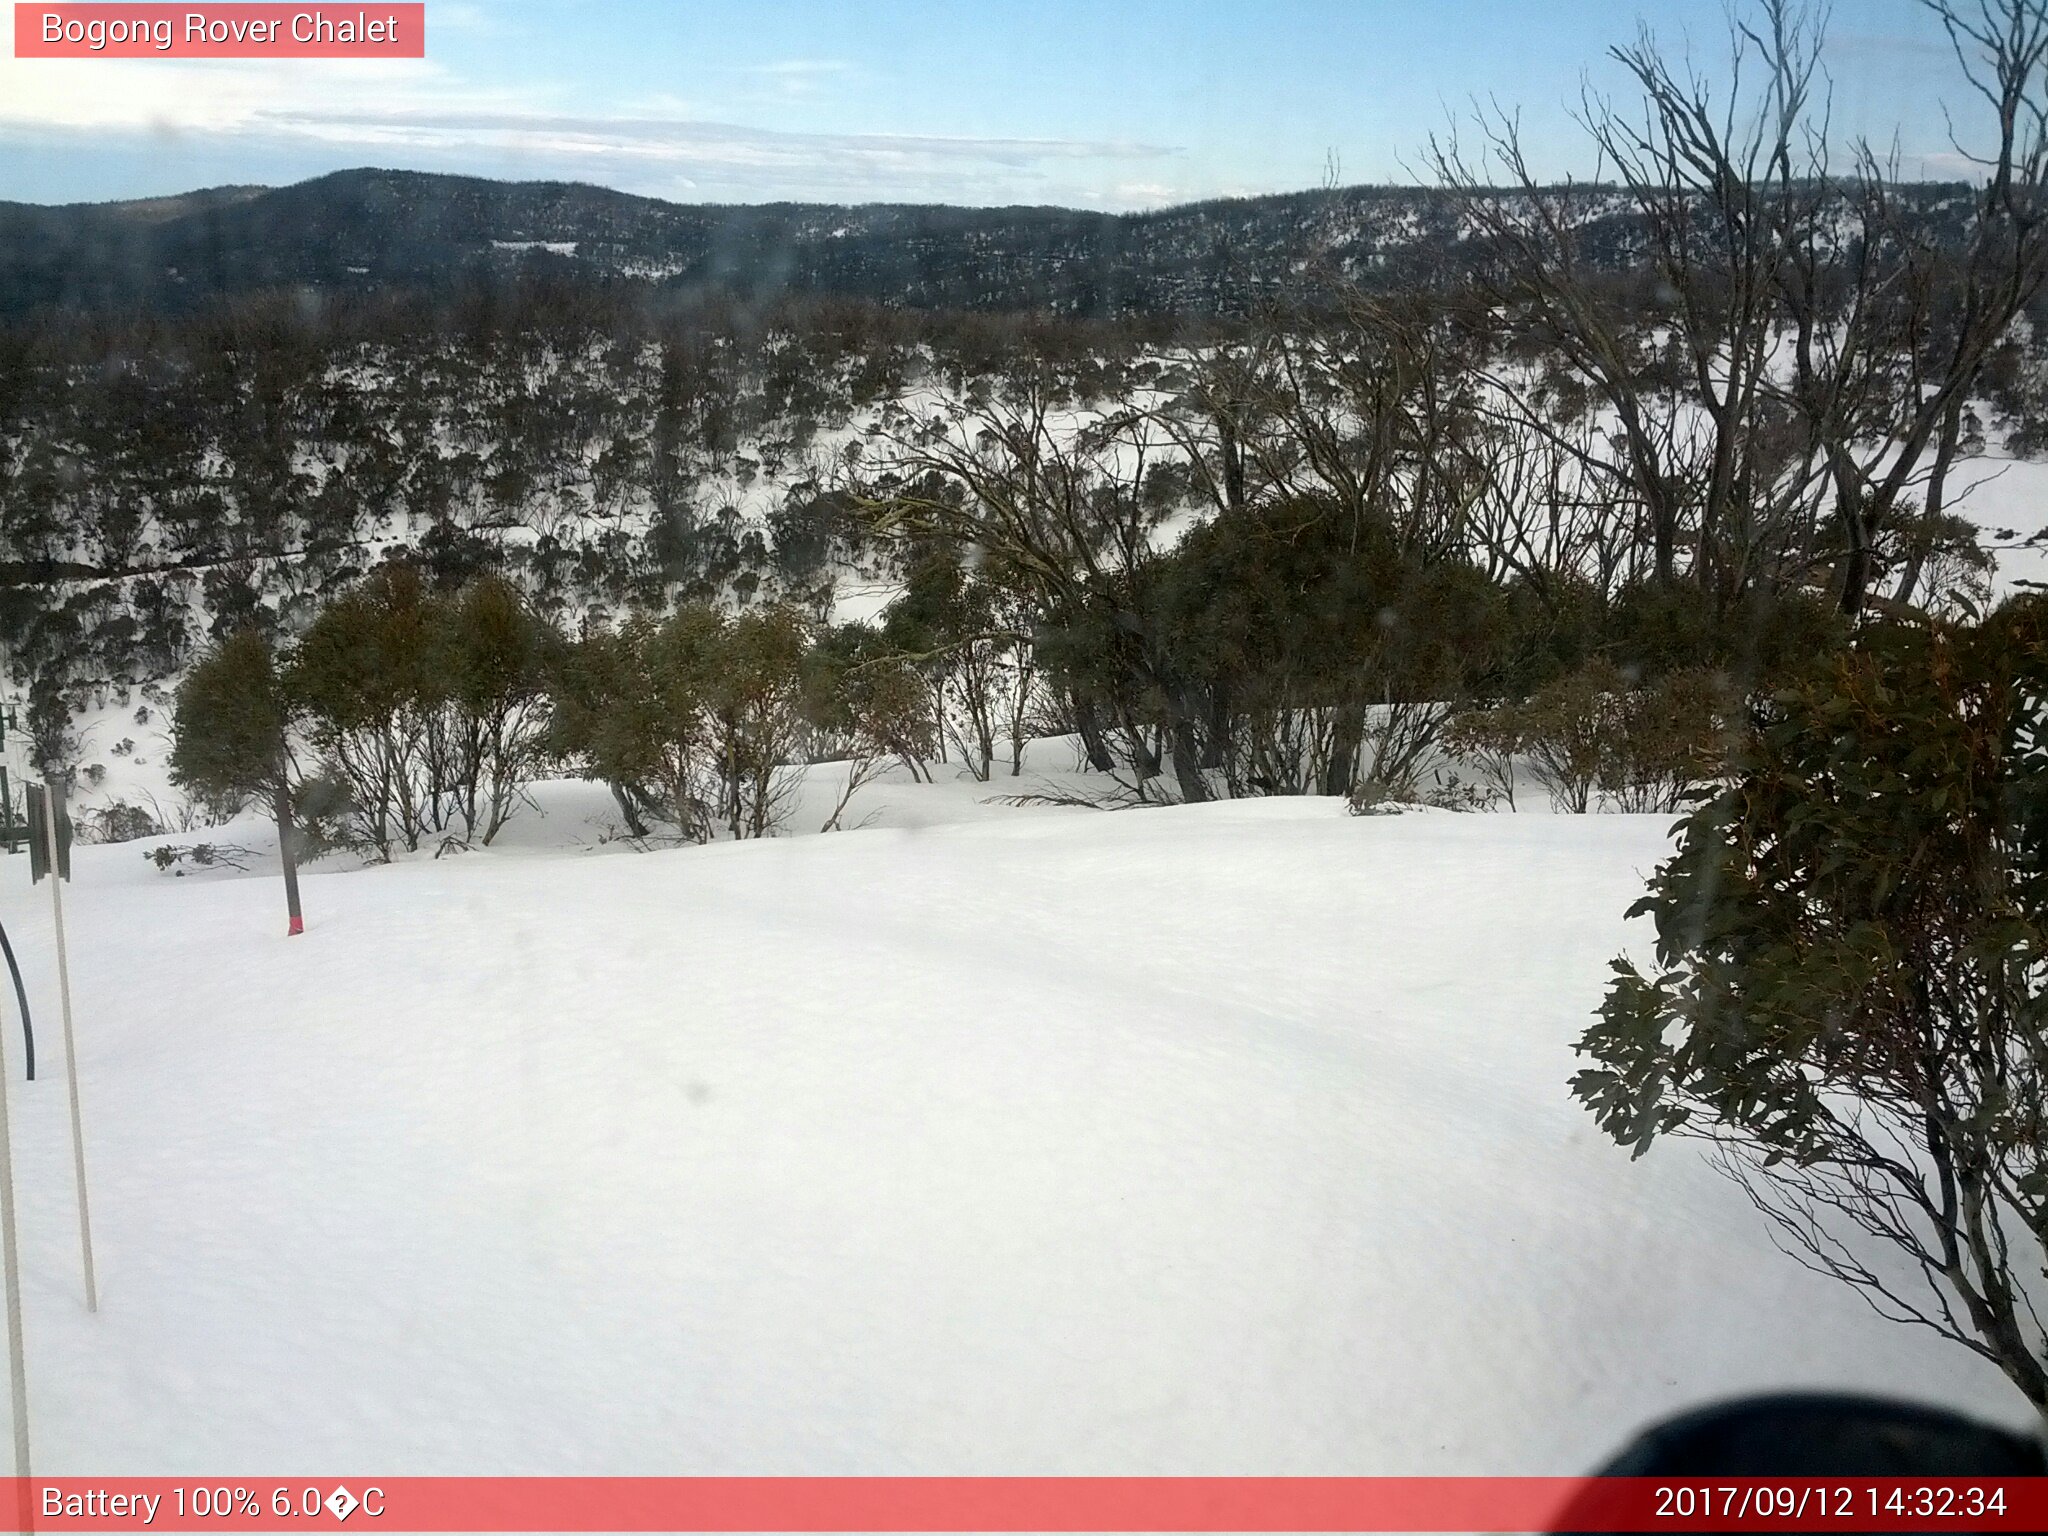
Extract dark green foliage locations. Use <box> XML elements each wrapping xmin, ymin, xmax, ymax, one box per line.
<box><xmin>1143</xmin><ymin>496</ymin><xmax>1513</xmax><ymax>796</ymax></box>
<box><xmin>1604</xmin><ymin>581</ymin><xmax>1849</xmax><ymax>689</ymax></box>
<box><xmin>167</xmin><ymin>629</ymin><xmax>288</xmax><ymax>812</ymax></box>
<box><xmin>167</xmin><ymin>625</ymin><xmax>311</xmax><ymax>925</ymax></box>
<box><xmin>706</xmin><ymin>606</ymin><xmax>814</xmax><ymax>838</ymax></box>
<box><xmin>548</xmin><ymin>603</ymin><xmax>812</xmax><ymax>842</ymax></box>
<box><xmin>1492</xmin><ymin>574</ymin><xmax>1606</xmax><ymax>698</ymax></box>
<box><xmin>290</xmin><ymin>564</ymin><xmax>433</xmax><ymax>742</ymax></box>
<box><xmin>802</xmin><ymin>623</ymin><xmax>936</xmax><ymax>781</ymax></box>
<box><xmin>547</xmin><ymin>617</ymin><xmax>685</xmax><ymax>813</ymax></box>
<box><xmin>1449</xmin><ymin>660</ymin><xmax>1736</xmax><ymax>813</ymax></box>
<box><xmin>1572</xmin><ymin>600</ymin><xmax>2048</xmax><ymax>1410</ymax></box>
<box><xmin>437</xmin><ymin>576</ymin><xmax>548</xmax><ymax>719</ymax></box>
<box><xmin>880</xmin><ymin>554</ymin><xmax>1025</xmax><ymax>781</ymax></box>
<box><xmin>288</xmin><ymin>564</ymin><xmax>554</xmax><ymax>855</ymax></box>
<box><xmin>767</xmin><ymin>488</ymin><xmax>861</xmax><ymax>591</ymax></box>
<box><xmin>430</xmin><ymin>575</ymin><xmax>554</xmax><ymax>844</ymax></box>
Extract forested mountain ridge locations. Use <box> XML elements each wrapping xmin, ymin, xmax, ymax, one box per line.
<box><xmin>0</xmin><ymin>169</ymin><xmax>1491</xmax><ymax>318</ymax></box>
<box><xmin>0</xmin><ymin>166</ymin><xmax>1978</xmax><ymax>320</ymax></box>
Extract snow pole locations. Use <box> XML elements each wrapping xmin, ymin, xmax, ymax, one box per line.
<box><xmin>41</xmin><ymin>781</ymin><xmax>97</xmax><ymax>1313</ymax></box>
<box><xmin>0</xmin><ymin>964</ymin><xmax>29</xmax><ymax>1514</ymax></box>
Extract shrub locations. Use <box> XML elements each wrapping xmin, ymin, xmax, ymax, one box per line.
<box><xmin>549</xmin><ymin>603</ymin><xmax>813</xmax><ymax>843</ymax></box>
<box><xmin>78</xmin><ymin>801</ymin><xmax>164</xmax><ymax>844</ymax></box>
<box><xmin>167</xmin><ymin>628</ymin><xmax>306</xmax><ymax>928</ymax></box>
<box><xmin>1447</xmin><ymin>660</ymin><xmax>1735</xmax><ymax>813</ymax></box>
<box><xmin>288</xmin><ymin>564</ymin><xmax>436</xmax><ymax>858</ymax></box>
<box><xmin>291</xmin><ymin>566</ymin><xmax>554</xmax><ymax>855</ymax></box>
<box><xmin>1598</xmin><ymin>667</ymin><xmax>1738</xmax><ymax>813</ymax></box>
<box><xmin>1574</xmin><ymin>600</ymin><xmax>2048</xmax><ymax>1417</ymax></box>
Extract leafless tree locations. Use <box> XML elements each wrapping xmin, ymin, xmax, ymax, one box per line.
<box><xmin>1428</xmin><ymin>0</ymin><xmax>2048</xmax><ymax>616</ymax></box>
<box><xmin>857</xmin><ymin>370</ymin><xmax>1215</xmax><ymax>801</ymax></box>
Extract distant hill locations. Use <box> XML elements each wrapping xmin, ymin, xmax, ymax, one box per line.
<box><xmin>0</xmin><ymin>167</ymin><xmax>1568</xmax><ymax>320</ymax></box>
<box><xmin>1</xmin><ymin>167</ymin><xmax>1985</xmax><ymax>323</ymax></box>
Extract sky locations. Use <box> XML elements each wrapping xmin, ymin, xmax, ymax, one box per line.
<box><xmin>0</xmin><ymin>0</ymin><xmax>2003</xmax><ymax>210</ymax></box>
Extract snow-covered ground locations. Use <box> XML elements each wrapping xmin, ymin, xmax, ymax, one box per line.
<box><xmin>1953</xmin><ymin>451</ymin><xmax>2048</xmax><ymax>595</ymax></box>
<box><xmin>0</xmin><ymin>755</ymin><xmax>2025</xmax><ymax>1476</ymax></box>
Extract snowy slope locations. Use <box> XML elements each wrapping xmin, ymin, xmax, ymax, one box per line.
<box><xmin>0</xmin><ymin>772</ymin><xmax>2025</xmax><ymax>1477</ymax></box>
<box><xmin>1954</xmin><ymin>451</ymin><xmax>2048</xmax><ymax>595</ymax></box>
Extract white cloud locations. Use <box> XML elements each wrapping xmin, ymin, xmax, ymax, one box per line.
<box><xmin>0</xmin><ymin>54</ymin><xmax>505</xmax><ymax>136</ymax></box>
<box><xmin>0</xmin><ymin>55</ymin><xmax>1184</xmax><ymax>205</ymax></box>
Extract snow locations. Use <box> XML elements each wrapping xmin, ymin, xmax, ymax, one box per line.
<box><xmin>1953</xmin><ymin>451</ymin><xmax>2048</xmax><ymax>596</ymax></box>
<box><xmin>0</xmin><ymin>757</ymin><xmax>2025</xmax><ymax>1476</ymax></box>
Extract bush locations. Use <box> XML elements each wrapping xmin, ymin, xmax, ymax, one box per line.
<box><xmin>430</xmin><ymin>574</ymin><xmax>554</xmax><ymax>845</ymax></box>
<box><xmin>1345</xmin><ymin>777</ymin><xmax>1422</xmax><ymax>816</ymax></box>
<box><xmin>1598</xmin><ymin>667</ymin><xmax>1738</xmax><ymax>813</ymax></box>
<box><xmin>145</xmin><ymin>841</ymin><xmax>253</xmax><ymax>874</ymax></box>
<box><xmin>549</xmin><ymin>610</ymin><xmax>721</xmax><ymax>842</ymax></box>
<box><xmin>77</xmin><ymin>801</ymin><xmax>164</xmax><ymax>845</ymax></box>
<box><xmin>1573</xmin><ymin>600</ymin><xmax>2048</xmax><ymax>1417</ymax></box>
<box><xmin>168</xmin><ymin>629</ymin><xmax>290</xmax><ymax>812</ymax></box>
<box><xmin>288</xmin><ymin>565</ymin><xmax>435</xmax><ymax>857</ymax></box>
<box><xmin>167</xmin><ymin>627</ymin><xmax>307</xmax><ymax>927</ymax></box>
<box><xmin>708</xmin><ymin>606</ymin><xmax>813</xmax><ymax>838</ymax></box>
<box><xmin>1496</xmin><ymin>572</ymin><xmax>1605</xmax><ymax>698</ymax></box>
<box><xmin>290</xmin><ymin>566</ymin><xmax>554</xmax><ymax>856</ymax></box>
<box><xmin>1602</xmin><ymin>580</ymin><xmax>1848</xmax><ymax>690</ymax></box>
<box><xmin>549</xmin><ymin>603</ymin><xmax>813</xmax><ymax>842</ymax></box>
<box><xmin>1447</xmin><ymin>660</ymin><xmax>1735</xmax><ymax>813</ymax></box>
<box><xmin>803</xmin><ymin>623</ymin><xmax>936</xmax><ymax>780</ymax></box>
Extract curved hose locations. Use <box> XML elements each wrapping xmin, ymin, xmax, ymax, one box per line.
<box><xmin>0</xmin><ymin>921</ymin><xmax>30</xmax><ymax>1082</ymax></box>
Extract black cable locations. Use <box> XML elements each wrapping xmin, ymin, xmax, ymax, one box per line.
<box><xmin>0</xmin><ymin>920</ymin><xmax>31</xmax><ymax>1082</ymax></box>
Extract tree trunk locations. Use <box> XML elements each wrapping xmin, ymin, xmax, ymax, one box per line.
<box><xmin>1169</xmin><ymin>716</ymin><xmax>1211</xmax><ymax>803</ymax></box>
<box><xmin>1838</xmin><ymin>536</ymin><xmax>1873</xmax><ymax>618</ymax></box>
<box><xmin>1201</xmin><ymin>686</ymin><xmax>1230</xmax><ymax>771</ymax></box>
<box><xmin>1323</xmin><ymin>704</ymin><xmax>1365</xmax><ymax>797</ymax></box>
<box><xmin>1221</xmin><ymin>420</ymin><xmax>1246</xmax><ymax>516</ymax></box>
<box><xmin>1834</xmin><ymin>470</ymin><xmax>1875</xmax><ymax>618</ymax></box>
<box><xmin>1651</xmin><ymin>489</ymin><xmax>1677</xmax><ymax>588</ymax></box>
<box><xmin>1073</xmin><ymin>697</ymin><xmax>1115</xmax><ymax>772</ymax></box>
<box><xmin>609</xmin><ymin>780</ymin><xmax>648</xmax><ymax>837</ymax></box>
<box><xmin>1891</xmin><ymin>398</ymin><xmax>1964</xmax><ymax>610</ymax></box>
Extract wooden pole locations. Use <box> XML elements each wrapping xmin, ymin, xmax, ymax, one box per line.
<box><xmin>41</xmin><ymin>782</ymin><xmax>96</xmax><ymax>1313</ymax></box>
<box><xmin>274</xmin><ymin>772</ymin><xmax>303</xmax><ymax>938</ymax></box>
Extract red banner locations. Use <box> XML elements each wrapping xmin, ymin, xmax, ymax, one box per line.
<box><xmin>12</xmin><ymin>5</ymin><xmax>424</xmax><ymax>58</ymax></box>
<box><xmin>4</xmin><ymin>1476</ymin><xmax>2045</xmax><ymax>1532</ymax></box>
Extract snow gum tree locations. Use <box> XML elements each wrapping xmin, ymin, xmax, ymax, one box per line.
<box><xmin>707</xmin><ymin>606</ymin><xmax>812</xmax><ymax>840</ymax></box>
<box><xmin>1429</xmin><ymin>0</ymin><xmax>2048</xmax><ymax>617</ymax></box>
<box><xmin>428</xmin><ymin>574</ymin><xmax>553</xmax><ymax>846</ymax></box>
<box><xmin>1573</xmin><ymin>598</ymin><xmax>2048</xmax><ymax>1418</ymax></box>
<box><xmin>290</xmin><ymin>566</ymin><xmax>556</xmax><ymax>855</ymax></box>
<box><xmin>548</xmin><ymin>604</ymin><xmax>811</xmax><ymax>842</ymax></box>
<box><xmin>803</xmin><ymin>624</ymin><xmax>936</xmax><ymax>784</ymax></box>
<box><xmin>548</xmin><ymin>610</ymin><xmax>720</xmax><ymax>843</ymax></box>
<box><xmin>289</xmin><ymin>565</ymin><xmax>437</xmax><ymax>859</ymax></box>
<box><xmin>880</xmin><ymin>554</ymin><xmax>1027</xmax><ymax>782</ymax></box>
<box><xmin>167</xmin><ymin>628</ymin><xmax>305</xmax><ymax>934</ymax></box>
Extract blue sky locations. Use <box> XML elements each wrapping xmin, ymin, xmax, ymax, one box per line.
<box><xmin>0</xmin><ymin>0</ymin><xmax>1989</xmax><ymax>208</ymax></box>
